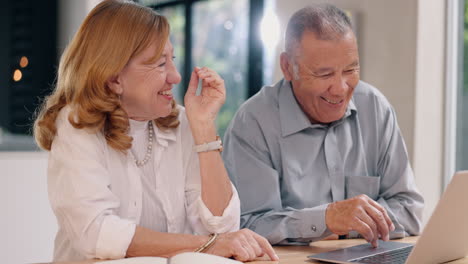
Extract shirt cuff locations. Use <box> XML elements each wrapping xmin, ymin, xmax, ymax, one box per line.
<box><xmin>294</xmin><ymin>203</ymin><xmax>330</xmax><ymax>238</ymax></box>
<box><xmin>95</xmin><ymin>215</ymin><xmax>136</xmax><ymax>259</ymax></box>
<box><xmin>197</xmin><ymin>183</ymin><xmax>241</xmax><ymax>233</ymax></box>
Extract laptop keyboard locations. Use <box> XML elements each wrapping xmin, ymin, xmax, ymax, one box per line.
<box><xmin>349</xmin><ymin>245</ymin><xmax>414</xmax><ymax>264</ymax></box>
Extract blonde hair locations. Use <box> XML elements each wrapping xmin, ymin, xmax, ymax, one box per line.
<box><xmin>34</xmin><ymin>0</ymin><xmax>179</xmax><ymax>152</ymax></box>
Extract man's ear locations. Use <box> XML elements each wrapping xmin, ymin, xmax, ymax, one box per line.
<box><xmin>280</xmin><ymin>52</ymin><xmax>293</xmax><ymax>81</ymax></box>
<box><xmin>106</xmin><ymin>74</ymin><xmax>123</xmax><ymax>95</ymax></box>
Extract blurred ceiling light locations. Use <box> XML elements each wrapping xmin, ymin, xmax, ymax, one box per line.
<box><xmin>260</xmin><ymin>10</ymin><xmax>280</xmax><ymax>50</ymax></box>
<box><xmin>13</xmin><ymin>69</ymin><xmax>22</xmax><ymax>82</ymax></box>
<box><xmin>19</xmin><ymin>56</ymin><xmax>29</xmax><ymax>68</ymax></box>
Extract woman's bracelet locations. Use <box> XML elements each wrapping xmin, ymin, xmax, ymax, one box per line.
<box><xmin>195</xmin><ymin>233</ymin><xmax>218</xmax><ymax>253</ymax></box>
<box><xmin>194</xmin><ymin>136</ymin><xmax>223</xmax><ymax>153</ymax></box>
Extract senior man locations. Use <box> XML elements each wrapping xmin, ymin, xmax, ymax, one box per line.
<box><xmin>223</xmin><ymin>4</ymin><xmax>424</xmax><ymax>247</ymax></box>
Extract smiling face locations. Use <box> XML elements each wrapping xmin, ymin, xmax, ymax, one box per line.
<box><xmin>281</xmin><ymin>30</ymin><xmax>360</xmax><ymax>124</ymax></box>
<box><xmin>109</xmin><ymin>39</ymin><xmax>181</xmax><ymax>121</ymax></box>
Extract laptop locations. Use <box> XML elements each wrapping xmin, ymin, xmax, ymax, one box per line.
<box><xmin>308</xmin><ymin>170</ymin><xmax>468</xmax><ymax>264</ymax></box>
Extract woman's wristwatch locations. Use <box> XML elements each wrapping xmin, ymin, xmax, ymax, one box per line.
<box><xmin>194</xmin><ymin>135</ymin><xmax>223</xmax><ymax>153</ymax></box>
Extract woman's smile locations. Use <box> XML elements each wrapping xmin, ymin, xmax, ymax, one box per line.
<box><xmin>158</xmin><ymin>89</ymin><xmax>173</xmax><ymax>100</ymax></box>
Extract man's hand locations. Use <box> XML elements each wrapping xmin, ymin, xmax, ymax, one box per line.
<box><xmin>325</xmin><ymin>194</ymin><xmax>395</xmax><ymax>247</ymax></box>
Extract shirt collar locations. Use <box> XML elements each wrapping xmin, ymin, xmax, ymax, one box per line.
<box><xmin>151</xmin><ymin>120</ymin><xmax>176</xmax><ymax>147</ymax></box>
<box><xmin>278</xmin><ymin>80</ymin><xmax>357</xmax><ymax>137</ymax></box>
<box><xmin>279</xmin><ymin>80</ymin><xmax>312</xmax><ymax>137</ymax></box>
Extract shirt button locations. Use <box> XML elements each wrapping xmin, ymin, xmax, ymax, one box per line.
<box><xmin>311</xmin><ymin>225</ymin><xmax>317</xmax><ymax>232</ymax></box>
<box><xmin>134</xmin><ymin>201</ymin><xmax>137</xmax><ymax>207</ymax></box>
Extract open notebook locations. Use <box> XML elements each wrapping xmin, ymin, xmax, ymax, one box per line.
<box><xmin>95</xmin><ymin>252</ymin><xmax>242</xmax><ymax>264</ymax></box>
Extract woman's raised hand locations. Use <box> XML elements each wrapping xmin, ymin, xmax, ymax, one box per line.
<box><xmin>205</xmin><ymin>229</ymin><xmax>279</xmax><ymax>262</ymax></box>
<box><xmin>184</xmin><ymin>67</ymin><xmax>226</xmax><ymax>124</ymax></box>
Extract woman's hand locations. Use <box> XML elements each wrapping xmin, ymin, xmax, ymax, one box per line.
<box><xmin>184</xmin><ymin>67</ymin><xmax>226</xmax><ymax>124</ymax></box>
<box><xmin>205</xmin><ymin>229</ymin><xmax>279</xmax><ymax>262</ymax></box>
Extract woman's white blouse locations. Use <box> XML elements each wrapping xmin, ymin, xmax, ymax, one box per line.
<box><xmin>129</xmin><ymin>118</ymin><xmax>168</xmax><ymax>233</ymax></box>
<box><xmin>48</xmin><ymin>106</ymin><xmax>240</xmax><ymax>261</ymax></box>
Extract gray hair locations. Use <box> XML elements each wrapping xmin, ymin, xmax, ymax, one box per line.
<box><xmin>285</xmin><ymin>4</ymin><xmax>353</xmax><ymax>79</ymax></box>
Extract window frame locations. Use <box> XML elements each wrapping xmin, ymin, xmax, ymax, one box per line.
<box><xmin>444</xmin><ymin>0</ymin><xmax>464</xmax><ymax>187</ymax></box>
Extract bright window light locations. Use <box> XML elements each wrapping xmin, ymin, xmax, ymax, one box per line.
<box><xmin>260</xmin><ymin>10</ymin><xmax>280</xmax><ymax>50</ymax></box>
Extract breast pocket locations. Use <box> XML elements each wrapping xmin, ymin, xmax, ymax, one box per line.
<box><xmin>345</xmin><ymin>175</ymin><xmax>380</xmax><ymax>200</ymax></box>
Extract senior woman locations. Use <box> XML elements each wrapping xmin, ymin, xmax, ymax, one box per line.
<box><xmin>33</xmin><ymin>0</ymin><xmax>277</xmax><ymax>262</ymax></box>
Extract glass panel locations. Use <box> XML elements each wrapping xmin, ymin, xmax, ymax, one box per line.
<box><xmin>192</xmin><ymin>0</ymin><xmax>249</xmax><ymax>137</ymax></box>
<box><xmin>157</xmin><ymin>5</ymin><xmax>185</xmax><ymax>104</ymax></box>
<box><xmin>458</xmin><ymin>0</ymin><xmax>468</xmax><ymax>170</ymax></box>
<box><xmin>139</xmin><ymin>0</ymin><xmax>178</xmax><ymax>6</ymax></box>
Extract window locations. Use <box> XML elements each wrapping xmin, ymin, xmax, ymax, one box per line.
<box><xmin>142</xmin><ymin>0</ymin><xmax>264</xmax><ymax>137</ymax></box>
<box><xmin>446</xmin><ymin>0</ymin><xmax>468</xmax><ymax>183</ymax></box>
<box><xmin>0</xmin><ymin>0</ymin><xmax>57</xmax><ymax>151</ymax></box>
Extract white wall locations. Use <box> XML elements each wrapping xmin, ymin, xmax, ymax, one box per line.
<box><xmin>1</xmin><ymin>152</ymin><xmax>53</xmax><ymax>264</ymax></box>
<box><xmin>413</xmin><ymin>0</ymin><xmax>446</xmax><ymax>224</ymax></box>
<box><xmin>271</xmin><ymin>0</ymin><xmax>446</xmax><ymax>225</ymax></box>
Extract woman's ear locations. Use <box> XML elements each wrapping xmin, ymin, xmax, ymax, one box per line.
<box><xmin>280</xmin><ymin>52</ymin><xmax>294</xmax><ymax>81</ymax></box>
<box><xmin>106</xmin><ymin>75</ymin><xmax>123</xmax><ymax>95</ymax></box>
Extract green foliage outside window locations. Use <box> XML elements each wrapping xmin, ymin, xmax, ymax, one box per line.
<box><xmin>464</xmin><ymin>0</ymin><xmax>468</xmax><ymax>92</ymax></box>
<box><xmin>156</xmin><ymin>0</ymin><xmax>248</xmax><ymax>138</ymax></box>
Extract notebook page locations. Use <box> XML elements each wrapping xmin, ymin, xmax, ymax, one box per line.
<box><xmin>95</xmin><ymin>256</ymin><xmax>167</xmax><ymax>264</ymax></box>
<box><xmin>169</xmin><ymin>252</ymin><xmax>242</xmax><ymax>264</ymax></box>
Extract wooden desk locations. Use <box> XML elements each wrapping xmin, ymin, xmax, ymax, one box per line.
<box><xmin>41</xmin><ymin>237</ymin><xmax>468</xmax><ymax>264</ymax></box>
<box><xmin>248</xmin><ymin>237</ymin><xmax>468</xmax><ymax>264</ymax></box>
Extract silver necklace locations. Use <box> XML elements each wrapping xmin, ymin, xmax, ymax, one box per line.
<box><xmin>134</xmin><ymin>121</ymin><xmax>153</xmax><ymax>167</ymax></box>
